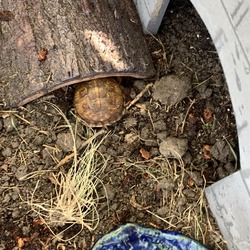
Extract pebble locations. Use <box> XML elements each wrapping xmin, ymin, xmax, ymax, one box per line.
<box><xmin>15</xmin><ymin>166</ymin><xmax>28</xmax><ymax>180</ymax></box>
<box><xmin>56</xmin><ymin>132</ymin><xmax>82</xmax><ymax>152</ymax></box>
<box><xmin>11</xmin><ymin>140</ymin><xmax>19</xmax><ymax>148</ymax></box>
<box><xmin>3</xmin><ymin>116</ymin><xmax>18</xmax><ymax>132</ymax></box>
<box><xmin>123</xmin><ymin>117</ymin><xmax>138</xmax><ymax>129</ymax></box>
<box><xmin>104</xmin><ymin>184</ymin><xmax>116</xmax><ymax>200</ymax></box>
<box><xmin>183</xmin><ymin>189</ymin><xmax>196</xmax><ymax>199</ymax></box>
<box><xmin>159</xmin><ymin>137</ymin><xmax>188</xmax><ymax>158</ymax></box>
<box><xmin>153</xmin><ymin>119</ymin><xmax>167</xmax><ymax>132</ymax></box>
<box><xmin>3</xmin><ymin>193</ymin><xmax>11</xmax><ymax>203</ymax></box>
<box><xmin>12</xmin><ymin>209</ymin><xmax>20</xmax><ymax>219</ymax></box>
<box><xmin>33</xmin><ymin>134</ymin><xmax>46</xmax><ymax>146</ymax></box>
<box><xmin>156</xmin><ymin>131</ymin><xmax>168</xmax><ymax>141</ymax></box>
<box><xmin>125</xmin><ymin>133</ymin><xmax>140</xmax><ymax>146</ymax></box>
<box><xmin>188</xmin><ymin>171</ymin><xmax>204</xmax><ymax>186</ymax></box>
<box><xmin>152</xmin><ymin>75</ymin><xmax>190</xmax><ymax>106</ymax></box>
<box><xmin>133</xmin><ymin>80</ymin><xmax>146</xmax><ymax>92</ymax></box>
<box><xmin>2</xmin><ymin>147</ymin><xmax>12</xmax><ymax>157</ymax></box>
<box><xmin>224</xmin><ymin>162</ymin><xmax>236</xmax><ymax>174</ymax></box>
<box><xmin>22</xmin><ymin>226</ymin><xmax>31</xmax><ymax>236</ymax></box>
<box><xmin>210</xmin><ymin>140</ymin><xmax>231</xmax><ymax>163</ymax></box>
<box><xmin>157</xmin><ymin>206</ymin><xmax>169</xmax><ymax>216</ymax></box>
<box><xmin>216</xmin><ymin>166</ymin><xmax>228</xmax><ymax>179</ymax></box>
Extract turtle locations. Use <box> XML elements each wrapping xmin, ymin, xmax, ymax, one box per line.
<box><xmin>74</xmin><ymin>77</ymin><xmax>125</xmax><ymax>127</ymax></box>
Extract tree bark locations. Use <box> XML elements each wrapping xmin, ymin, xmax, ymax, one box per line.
<box><xmin>0</xmin><ymin>0</ymin><xmax>155</xmax><ymax>108</ymax></box>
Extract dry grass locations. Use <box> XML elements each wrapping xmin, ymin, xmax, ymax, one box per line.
<box><xmin>120</xmin><ymin>156</ymin><xmax>226</xmax><ymax>248</ymax></box>
<box><xmin>21</xmin><ymin>103</ymin><xmax>109</xmax><ymax>241</ymax></box>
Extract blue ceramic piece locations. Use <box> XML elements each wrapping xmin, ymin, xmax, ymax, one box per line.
<box><xmin>92</xmin><ymin>223</ymin><xmax>209</xmax><ymax>250</ymax></box>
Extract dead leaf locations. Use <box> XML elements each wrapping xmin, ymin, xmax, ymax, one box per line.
<box><xmin>38</xmin><ymin>48</ymin><xmax>48</xmax><ymax>61</ymax></box>
<box><xmin>139</xmin><ymin>148</ymin><xmax>151</xmax><ymax>160</ymax></box>
<box><xmin>17</xmin><ymin>237</ymin><xmax>29</xmax><ymax>249</ymax></box>
<box><xmin>1</xmin><ymin>164</ymin><xmax>8</xmax><ymax>172</ymax></box>
<box><xmin>187</xmin><ymin>113</ymin><xmax>197</xmax><ymax>125</ymax></box>
<box><xmin>17</xmin><ymin>232</ymin><xmax>39</xmax><ymax>249</ymax></box>
<box><xmin>203</xmin><ymin>107</ymin><xmax>213</xmax><ymax>123</ymax></box>
<box><xmin>188</xmin><ymin>178</ymin><xmax>195</xmax><ymax>187</ymax></box>
<box><xmin>142</xmin><ymin>172</ymin><xmax>149</xmax><ymax>179</ymax></box>
<box><xmin>203</xmin><ymin>144</ymin><xmax>212</xmax><ymax>159</ymax></box>
<box><xmin>32</xmin><ymin>219</ymin><xmax>44</xmax><ymax>226</ymax></box>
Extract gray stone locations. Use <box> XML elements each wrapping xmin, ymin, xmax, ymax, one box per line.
<box><xmin>188</xmin><ymin>171</ymin><xmax>204</xmax><ymax>186</ymax></box>
<box><xmin>153</xmin><ymin>119</ymin><xmax>167</xmax><ymax>132</ymax></box>
<box><xmin>124</xmin><ymin>133</ymin><xmax>140</xmax><ymax>146</ymax></box>
<box><xmin>56</xmin><ymin>132</ymin><xmax>82</xmax><ymax>152</ymax></box>
<box><xmin>159</xmin><ymin>137</ymin><xmax>188</xmax><ymax>158</ymax></box>
<box><xmin>210</xmin><ymin>140</ymin><xmax>231</xmax><ymax>163</ymax></box>
<box><xmin>133</xmin><ymin>80</ymin><xmax>146</xmax><ymax>92</ymax></box>
<box><xmin>157</xmin><ymin>206</ymin><xmax>169</xmax><ymax>216</ymax></box>
<box><xmin>123</xmin><ymin>117</ymin><xmax>138</xmax><ymax>129</ymax></box>
<box><xmin>152</xmin><ymin>75</ymin><xmax>190</xmax><ymax>106</ymax></box>
<box><xmin>3</xmin><ymin>116</ymin><xmax>18</xmax><ymax>132</ymax></box>
<box><xmin>15</xmin><ymin>166</ymin><xmax>28</xmax><ymax>180</ymax></box>
<box><xmin>2</xmin><ymin>147</ymin><xmax>12</xmax><ymax>157</ymax></box>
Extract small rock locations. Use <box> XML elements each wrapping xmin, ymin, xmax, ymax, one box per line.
<box><xmin>157</xmin><ymin>178</ymin><xmax>175</xmax><ymax>191</ymax></box>
<box><xmin>133</xmin><ymin>80</ymin><xmax>146</xmax><ymax>92</ymax></box>
<box><xmin>2</xmin><ymin>147</ymin><xmax>12</xmax><ymax>157</ymax></box>
<box><xmin>150</xmin><ymin>147</ymin><xmax>159</xmax><ymax>157</ymax></box>
<box><xmin>159</xmin><ymin>137</ymin><xmax>188</xmax><ymax>158</ymax></box>
<box><xmin>153</xmin><ymin>119</ymin><xmax>167</xmax><ymax>132</ymax></box>
<box><xmin>157</xmin><ymin>206</ymin><xmax>169</xmax><ymax>216</ymax></box>
<box><xmin>188</xmin><ymin>171</ymin><xmax>204</xmax><ymax>186</ymax></box>
<box><xmin>140</xmin><ymin>127</ymin><xmax>151</xmax><ymax>141</ymax></box>
<box><xmin>11</xmin><ymin>140</ymin><xmax>20</xmax><ymax>148</ymax></box>
<box><xmin>216</xmin><ymin>166</ymin><xmax>228</xmax><ymax>179</ymax></box>
<box><xmin>152</xmin><ymin>75</ymin><xmax>190</xmax><ymax>106</ymax></box>
<box><xmin>123</xmin><ymin>117</ymin><xmax>138</xmax><ymax>129</ymax></box>
<box><xmin>105</xmin><ymin>184</ymin><xmax>116</xmax><ymax>200</ymax></box>
<box><xmin>12</xmin><ymin>209</ymin><xmax>20</xmax><ymax>219</ymax></box>
<box><xmin>56</xmin><ymin>132</ymin><xmax>81</xmax><ymax>152</ymax></box>
<box><xmin>33</xmin><ymin>134</ymin><xmax>46</xmax><ymax>146</ymax></box>
<box><xmin>224</xmin><ymin>162</ymin><xmax>236</xmax><ymax>174</ymax></box>
<box><xmin>3</xmin><ymin>116</ymin><xmax>18</xmax><ymax>132</ymax></box>
<box><xmin>183</xmin><ymin>189</ymin><xmax>196</xmax><ymax>199</ymax></box>
<box><xmin>176</xmin><ymin>197</ymin><xmax>187</xmax><ymax>207</ymax></box>
<box><xmin>22</xmin><ymin>226</ymin><xmax>31</xmax><ymax>236</ymax></box>
<box><xmin>177</xmin><ymin>197</ymin><xmax>188</xmax><ymax>213</ymax></box>
<box><xmin>156</xmin><ymin>131</ymin><xmax>168</xmax><ymax>141</ymax></box>
<box><xmin>199</xmin><ymin>88</ymin><xmax>213</xmax><ymax>99</ymax></box>
<box><xmin>210</xmin><ymin>140</ymin><xmax>231</xmax><ymax>163</ymax></box>
<box><xmin>2</xmin><ymin>193</ymin><xmax>11</xmax><ymax>203</ymax></box>
<box><xmin>124</xmin><ymin>133</ymin><xmax>140</xmax><ymax>146</ymax></box>
<box><xmin>15</xmin><ymin>166</ymin><xmax>28</xmax><ymax>180</ymax></box>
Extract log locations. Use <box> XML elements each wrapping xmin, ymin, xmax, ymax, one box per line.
<box><xmin>0</xmin><ymin>0</ymin><xmax>155</xmax><ymax>108</ymax></box>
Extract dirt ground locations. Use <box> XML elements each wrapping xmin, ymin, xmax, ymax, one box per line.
<box><xmin>0</xmin><ymin>0</ymin><xmax>238</xmax><ymax>249</ymax></box>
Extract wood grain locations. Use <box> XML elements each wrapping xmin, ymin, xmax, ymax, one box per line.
<box><xmin>0</xmin><ymin>0</ymin><xmax>155</xmax><ymax>107</ymax></box>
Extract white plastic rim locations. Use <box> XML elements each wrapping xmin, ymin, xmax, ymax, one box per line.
<box><xmin>189</xmin><ymin>1</ymin><xmax>250</xmax><ymax>249</ymax></box>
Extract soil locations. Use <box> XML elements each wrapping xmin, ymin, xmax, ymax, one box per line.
<box><xmin>0</xmin><ymin>0</ymin><xmax>238</xmax><ymax>249</ymax></box>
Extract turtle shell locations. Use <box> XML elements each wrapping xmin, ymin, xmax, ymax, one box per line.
<box><xmin>74</xmin><ymin>78</ymin><xmax>124</xmax><ymax>127</ymax></box>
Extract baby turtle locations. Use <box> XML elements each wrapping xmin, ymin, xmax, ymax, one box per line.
<box><xmin>74</xmin><ymin>78</ymin><xmax>124</xmax><ymax>127</ymax></box>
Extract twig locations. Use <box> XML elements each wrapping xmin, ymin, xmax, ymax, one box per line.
<box><xmin>126</xmin><ymin>83</ymin><xmax>153</xmax><ymax>110</ymax></box>
<box><xmin>180</xmin><ymin>99</ymin><xmax>196</xmax><ymax>134</ymax></box>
